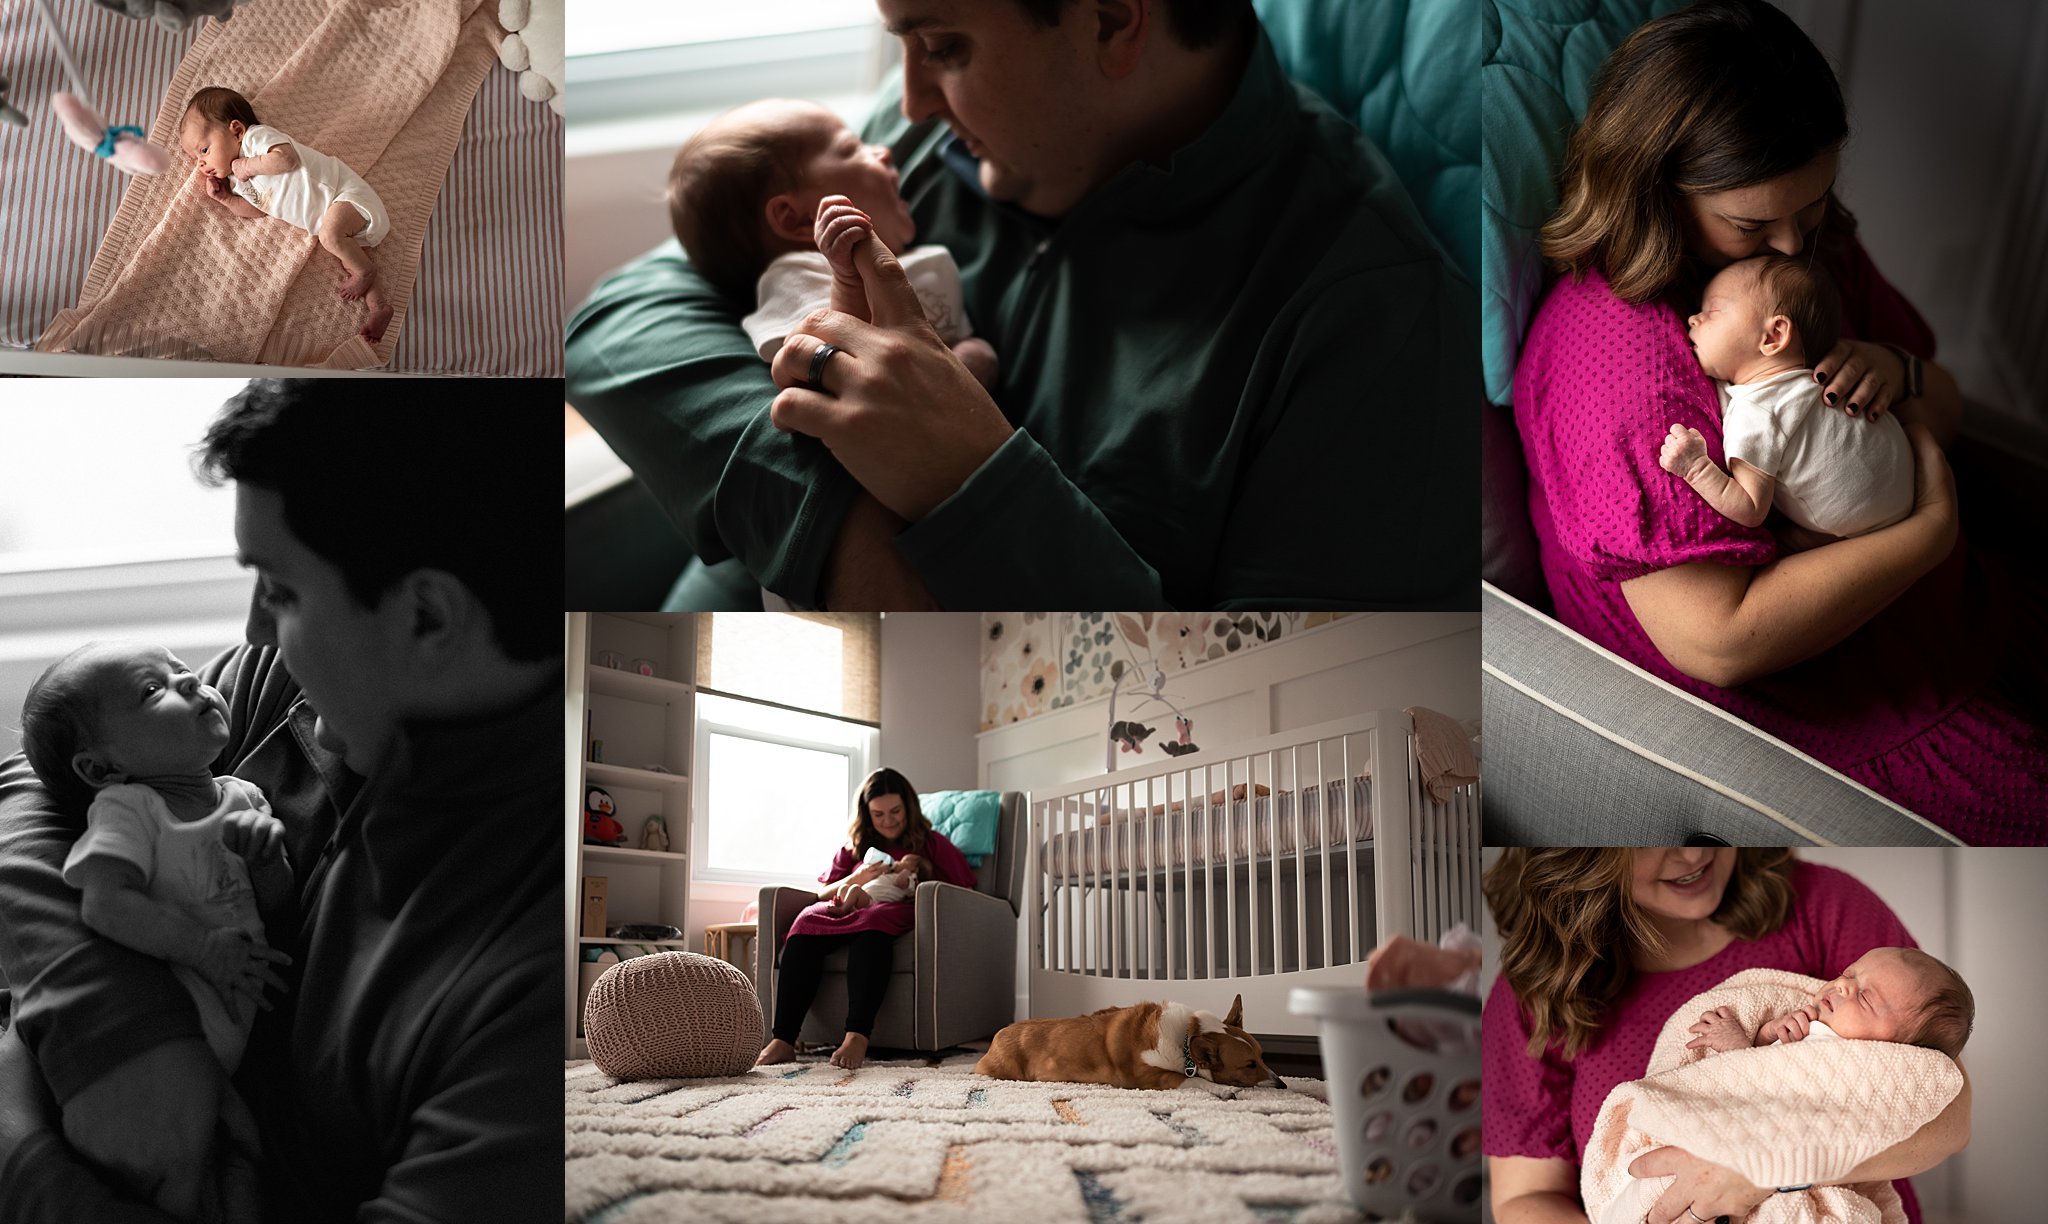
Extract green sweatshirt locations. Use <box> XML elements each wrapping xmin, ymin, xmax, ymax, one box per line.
<box><xmin>567</xmin><ymin>22</ymin><xmax>1477</xmax><ymax>610</ymax></box>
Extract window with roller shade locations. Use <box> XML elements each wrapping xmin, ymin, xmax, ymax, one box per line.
<box><xmin>690</xmin><ymin>614</ymin><xmax>881</xmax><ymax>884</ymax></box>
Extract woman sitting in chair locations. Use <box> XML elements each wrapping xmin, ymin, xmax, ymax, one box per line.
<box><xmin>755</xmin><ymin>768</ymin><xmax>976</xmax><ymax>1070</ymax></box>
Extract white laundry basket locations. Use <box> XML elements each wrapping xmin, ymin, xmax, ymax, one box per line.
<box><xmin>1291</xmin><ymin>988</ymin><xmax>1483</xmax><ymax>1221</ymax></box>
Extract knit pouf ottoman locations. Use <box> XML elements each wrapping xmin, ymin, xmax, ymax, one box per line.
<box><xmin>583</xmin><ymin>951</ymin><xmax>763</xmax><ymax>1079</ymax></box>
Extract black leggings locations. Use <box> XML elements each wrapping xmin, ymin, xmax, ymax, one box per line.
<box><xmin>771</xmin><ymin>930</ymin><xmax>900</xmax><ymax>1044</ymax></box>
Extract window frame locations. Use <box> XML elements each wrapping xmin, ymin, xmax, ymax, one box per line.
<box><xmin>690</xmin><ymin>697</ymin><xmax>880</xmax><ymax>888</ymax></box>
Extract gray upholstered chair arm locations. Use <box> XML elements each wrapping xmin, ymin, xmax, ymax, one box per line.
<box><xmin>913</xmin><ymin>881</ymin><xmax>1018</xmax><ymax>1049</ymax></box>
<box><xmin>756</xmin><ymin>886</ymin><xmax>820</xmax><ymax>1020</ymax></box>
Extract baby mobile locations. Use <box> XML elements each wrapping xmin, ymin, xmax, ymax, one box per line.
<box><xmin>1103</xmin><ymin>614</ymin><xmax>1202</xmax><ymax>772</ymax></box>
<box><xmin>0</xmin><ymin>0</ymin><xmax>249</xmax><ymax>174</ymax></box>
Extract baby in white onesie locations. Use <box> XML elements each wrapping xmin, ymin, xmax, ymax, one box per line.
<box><xmin>1684</xmin><ymin>947</ymin><xmax>1972</xmax><ymax>1058</ymax></box>
<box><xmin>20</xmin><ymin>639</ymin><xmax>294</xmax><ymax>1223</ymax></box>
<box><xmin>180</xmin><ymin>85</ymin><xmax>394</xmax><ymax>344</ymax></box>
<box><xmin>1657</xmin><ymin>253</ymin><xmax>1914</xmax><ymax>538</ymax></box>
<box><xmin>667</xmin><ymin>98</ymin><xmax>998</xmax><ymax>387</ymax></box>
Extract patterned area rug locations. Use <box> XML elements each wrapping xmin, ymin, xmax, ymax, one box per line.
<box><xmin>564</xmin><ymin>1053</ymin><xmax>1370</xmax><ymax>1223</ymax></box>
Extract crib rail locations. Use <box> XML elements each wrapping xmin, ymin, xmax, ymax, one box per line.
<box><xmin>1025</xmin><ymin>712</ymin><xmax>1479</xmax><ymax>1028</ymax></box>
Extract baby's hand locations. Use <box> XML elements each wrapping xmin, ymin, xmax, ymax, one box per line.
<box><xmin>198</xmin><ymin>173</ymin><xmax>232</xmax><ymax>202</ymax></box>
<box><xmin>1684</xmin><ymin>1005</ymin><xmax>1751</xmax><ymax>1053</ymax></box>
<box><xmin>230</xmin><ymin>156</ymin><xmax>257</xmax><ymax>181</ymax></box>
<box><xmin>1658</xmin><ymin>423</ymin><xmax>1712</xmax><ymax>480</ymax></box>
<box><xmin>1766</xmin><ymin>1007</ymin><xmax>1819</xmax><ymax>1045</ymax></box>
<box><xmin>814</xmin><ymin>194</ymin><xmax>874</xmax><ymax>276</ymax></box>
<box><xmin>221</xmin><ymin>808</ymin><xmax>286</xmax><ymax>864</ymax></box>
<box><xmin>194</xmin><ymin>928</ymin><xmax>292</xmax><ymax>1012</ymax></box>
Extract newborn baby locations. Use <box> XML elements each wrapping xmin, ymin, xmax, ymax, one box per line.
<box><xmin>1686</xmin><ymin>946</ymin><xmax>1973</xmax><ymax>1058</ymax></box>
<box><xmin>855</xmin><ymin>845</ymin><xmax>920</xmax><ymax>904</ymax></box>
<box><xmin>1658</xmin><ymin>253</ymin><xmax>1914</xmax><ymax>539</ymax></box>
<box><xmin>180</xmin><ymin>85</ymin><xmax>395</xmax><ymax>343</ymax></box>
<box><xmin>20</xmin><ymin>640</ymin><xmax>295</xmax><ymax>1222</ymax></box>
<box><xmin>668</xmin><ymin>98</ymin><xmax>998</xmax><ymax>387</ymax></box>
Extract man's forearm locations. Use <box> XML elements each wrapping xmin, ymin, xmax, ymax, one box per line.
<box><xmin>820</xmin><ymin>491</ymin><xmax>938</xmax><ymax>610</ymax></box>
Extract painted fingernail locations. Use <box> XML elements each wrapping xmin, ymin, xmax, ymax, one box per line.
<box><xmin>1815</xmin><ymin>370</ymin><xmax>1828</xmax><ymax>382</ymax></box>
<box><xmin>1848</xmin><ymin>403</ymin><xmax>1859</xmax><ymax>414</ymax></box>
<box><xmin>1824</xmin><ymin>392</ymin><xmax>1837</xmax><ymax>405</ymax></box>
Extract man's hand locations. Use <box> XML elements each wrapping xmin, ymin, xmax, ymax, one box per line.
<box><xmin>220</xmin><ymin>809</ymin><xmax>286</xmax><ymax>865</ymax></box>
<box><xmin>1630</xmin><ymin>1145</ymin><xmax>1773</xmax><ymax>1223</ymax></box>
<box><xmin>767</xmin><ymin>237</ymin><xmax>1015</xmax><ymax>523</ymax></box>
<box><xmin>1684</xmin><ymin>1005</ymin><xmax>1750</xmax><ymax>1053</ymax></box>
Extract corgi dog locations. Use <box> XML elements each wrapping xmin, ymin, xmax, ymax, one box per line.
<box><xmin>975</xmin><ymin>994</ymin><xmax>1284</xmax><ymax>1090</ymax></box>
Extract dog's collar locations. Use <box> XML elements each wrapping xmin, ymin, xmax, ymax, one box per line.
<box><xmin>1181</xmin><ymin>1035</ymin><xmax>1196</xmax><ymax>1078</ymax></box>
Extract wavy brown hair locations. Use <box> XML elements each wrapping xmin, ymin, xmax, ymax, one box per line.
<box><xmin>846</xmin><ymin>768</ymin><xmax>930</xmax><ymax>862</ymax></box>
<box><xmin>1541</xmin><ymin>0</ymin><xmax>1857</xmax><ymax>304</ymax></box>
<box><xmin>1485</xmin><ymin>848</ymin><xmax>1797</xmax><ymax>1060</ymax></box>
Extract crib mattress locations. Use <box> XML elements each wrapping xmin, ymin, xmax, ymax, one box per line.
<box><xmin>1038</xmin><ymin>777</ymin><xmax>1375</xmax><ymax>881</ymax></box>
<box><xmin>0</xmin><ymin>0</ymin><xmax>562</xmax><ymax>375</ymax></box>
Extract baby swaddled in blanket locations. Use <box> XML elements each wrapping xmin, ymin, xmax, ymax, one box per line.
<box><xmin>1585</xmin><ymin>951</ymin><xmax>1972</xmax><ymax>1224</ymax></box>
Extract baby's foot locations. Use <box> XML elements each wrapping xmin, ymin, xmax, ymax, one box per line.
<box><xmin>1658</xmin><ymin>423</ymin><xmax>1712</xmax><ymax>481</ymax></box>
<box><xmin>829</xmin><ymin>1032</ymin><xmax>869</xmax><ymax>1070</ymax></box>
<box><xmin>359</xmin><ymin>297</ymin><xmax>393</xmax><ymax>344</ymax></box>
<box><xmin>336</xmin><ymin>266</ymin><xmax>377</xmax><ymax>302</ymax></box>
<box><xmin>952</xmin><ymin>337</ymin><xmax>999</xmax><ymax>389</ymax></box>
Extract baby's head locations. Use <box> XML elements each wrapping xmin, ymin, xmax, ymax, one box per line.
<box><xmin>1811</xmin><ymin>946</ymin><xmax>1974</xmax><ymax>1057</ymax></box>
<box><xmin>20</xmin><ymin>642</ymin><xmax>231</xmax><ymax>811</ymax></box>
<box><xmin>1687</xmin><ymin>253</ymin><xmax>1841</xmax><ymax>383</ymax></box>
<box><xmin>179</xmin><ymin>86</ymin><xmax>259</xmax><ymax>181</ymax></box>
<box><xmin>667</xmin><ymin>99</ymin><xmax>917</xmax><ymax>301</ymax></box>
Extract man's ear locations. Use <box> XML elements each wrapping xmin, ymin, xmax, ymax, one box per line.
<box><xmin>1759</xmin><ymin>314</ymin><xmax>1794</xmax><ymax>358</ymax></box>
<box><xmin>71</xmin><ymin>750</ymin><xmax>122</xmax><ymax>790</ymax></box>
<box><xmin>764</xmin><ymin>192</ymin><xmax>815</xmax><ymax>244</ymax></box>
<box><xmin>393</xmin><ymin>569</ymin><xmax>475</xmax><ymax>664</ymax></box>
<box><xmin>1089</xmin><ymin>0</ymin><xmax>1149</xmax><ymax>79</ymax></box>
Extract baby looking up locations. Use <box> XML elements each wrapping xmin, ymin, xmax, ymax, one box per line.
<box><xmin>20</xmin><ymin>641</ymin><xmax>294</xmax><ymax>1223</ymax></box>
<box><xmin>668</xmin><ymin>98</ymin><xmax>998</xmax><ymax>388</ymax></box>
<box><xmin>179</xmin><ymin>85</ymin><xmax>395</xmax><ymax>344</ymax></box>
<box><xmin>854</xmin><ymin>845</ymin><xmax>922</xmax><ymax>904</ymax></box>
<box><xmin>1686</xmin><ymin>946</ymin><xmax>1974</xmax><ymax>1058</ymax></box>
<box><xmin>1658</xmin><ymin>253</ymin><xmax>1914</xmax><ymax>539</ymax></box>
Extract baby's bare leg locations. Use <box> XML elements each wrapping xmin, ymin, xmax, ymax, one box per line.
<box><xmin>317</xmin><ymin>202</ymin><xmax>378</xmax><ymax>300</ymax></box>
<box><xmin>952</xmin><ymin>337</ymin><xmax>999</xmax><ymax>389</ymax></box>
<box><xmin>61</xmin><ymin>1037</ymin><xmax>222</xmax><ymax>1221</ymax></box>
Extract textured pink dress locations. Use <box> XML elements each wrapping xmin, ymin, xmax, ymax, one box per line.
<box><xmin>1514</xmin><ymin>243</ymin><xmax>2048</xmax><ymax>839</ymax></box>
<box><xmin>784</xmin><ymin>830</ymin><xmax>978</xmax><ymax>939</ymax></box>
<box><xmin>1483</xmin><ymin>862</ymin><xmax>1926</xmax><ymax>1223</ymax></box>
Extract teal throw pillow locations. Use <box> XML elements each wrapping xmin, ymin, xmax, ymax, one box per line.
<box><xmin>921</xmin><ymin>790</ymin><xmax>1001</xmax><ymax>867</ymax></box>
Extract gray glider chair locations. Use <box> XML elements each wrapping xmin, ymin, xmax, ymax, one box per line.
<box><xmin>755</xmin><ymin>792</ymin><xmax>1025</xmax><ymax>1052</ymax></box>
<box><xmin>1479</xmin><ymin>1</ymin><xmax>2036</xmax><ymax>840</ymax></box>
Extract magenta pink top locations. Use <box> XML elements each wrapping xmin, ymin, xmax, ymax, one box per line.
<box><xmin>1483</xmin><ymin>861</ymin><xmax>1925</xmax><ymax>1222</ymax></box>
<box><xmin>784</xmin><ymin>829</ymin><xmax>978</xmax><ymax>940</ymax></box>
<box><xmin>1513</xmin><ymin>243</ymin><xmax>2048</xmax><ymax>839</ymax></box>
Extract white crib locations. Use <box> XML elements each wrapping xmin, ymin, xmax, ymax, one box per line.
<box><xmin>1026</xmin><ymin>711</ymin><xmax>1479</xmax><ymax>1036</ymax></box>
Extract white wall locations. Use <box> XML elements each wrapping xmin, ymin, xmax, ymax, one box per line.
<box><xmin>879</xmin><ymin>612</ymin><xmax>982</xmax><ymax>793</ymax></box>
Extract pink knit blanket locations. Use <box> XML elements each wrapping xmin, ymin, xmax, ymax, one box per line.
<box><xmin>37</xmin><ymin>0</ymin><xmax>500</xmax><ymax>368</ymax></box>
<box><xmin>1583</xmin><ymin>969</ymin><xmax>1962</xmax><ymax>1224</ymax></box>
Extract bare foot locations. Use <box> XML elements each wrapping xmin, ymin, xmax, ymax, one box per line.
<box><xmin>360</xmin><ymin>297</ymin><xmax>393</xmax><ymax>344</ymax></box>
<box><xmin>336</xmin><ymin>267</ymin><xmax>377</xmax><ymax>302</ymax></box>
<box><xmin>828</xmin><ymin>1032</ymin><xmax>869</xmax><ymax>1070</ymax></box>
<box><xmin>754</xmin><ymin>1038</ymin><xmax>796</xmax><ymax>1067</ymax></box>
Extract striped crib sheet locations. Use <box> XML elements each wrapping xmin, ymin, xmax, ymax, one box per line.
<box><xmin>0</xmin><ymin>0</ymin><xmax>561</xmax><ymax>375</ymax></box>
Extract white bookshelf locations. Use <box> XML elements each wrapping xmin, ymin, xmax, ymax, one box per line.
<box><xmin>564</xmin><ymin>612</ymin><xmax>698</xmax><ymax>1059</ymax></box>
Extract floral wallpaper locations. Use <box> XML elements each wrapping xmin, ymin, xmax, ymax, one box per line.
<box><xmin>979</xmin><ymin>612</ymin><xmax>1349</xmax><ymax>731</ymax></box>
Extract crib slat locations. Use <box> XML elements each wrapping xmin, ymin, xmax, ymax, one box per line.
<box><xmin>1291</xmin><ymin>745</ymin><xmax>1306</xmax><ymax>975</ymax></box>
<box><xmin>1317</xmin><ymin>740</ymin><xmax>1332</xmax><ymax>971</ymax></box>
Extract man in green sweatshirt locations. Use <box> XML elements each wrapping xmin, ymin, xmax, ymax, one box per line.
<box><xmin>568</xmin><ymin>0</ymin><xmax>1477</xmax><ymax>610</ymax></box>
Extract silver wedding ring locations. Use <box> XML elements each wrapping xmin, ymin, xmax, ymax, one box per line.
<box><xmin>805</xmin><ymin>342</ymin><xmax>840</xmax><ymax>393</ymax></box>
<box><xmin>1686</xmin><ymin>1210</ymin><xmax>1711</xmax><ymax>1223</ymax></box>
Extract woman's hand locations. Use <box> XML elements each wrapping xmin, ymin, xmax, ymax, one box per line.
<box><xmin>1813</xmin><ymin>339</ymin><xmax>1906</xmax><ymax>421</ymax></box>
<box><xmin>1630</xmin><ymin>1146</ymin><xmax>1773</xmax><ymax>1223</ymax></box>
<box><xmin>1902</xmin><ymin>419</ymin><xmax>1960</xmax><ymax>554</ymax></box>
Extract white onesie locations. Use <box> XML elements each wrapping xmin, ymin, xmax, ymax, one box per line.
<box><xmin>741</xmin><ymin>246</ymin><xmax>975</xmax><ymax>361</ymax></box>
<box><xmin>232</xmin><ymin>123</ymin><xmax>390</xmax><ymax>247</ymax></box>
<box><xmin>1719</xmin><ymin>368</ymin><xmax>1913</xmax><ymax>538</ymax></box>
<box><xmin>61</xmin><ymin>775</ymin><xmax>274</xmax><ymax>1071</ymax></box>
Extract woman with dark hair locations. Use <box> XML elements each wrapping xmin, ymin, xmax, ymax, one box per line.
<box><xmin>754</xmin><ymin>768</ymin><xmax>976</xmax><ymax>1070</ymax></box>
<box><xmin>1514</xmin><ymin>0</ymin><xmax>2047</xmax><ymax>834</ymax></box>
<box><xmin>1483</xmin><ymin>849</ymin><xmax>1969</xmax><ymax>1223</ymax></box>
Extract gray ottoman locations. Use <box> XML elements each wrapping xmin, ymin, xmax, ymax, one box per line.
<box><xmin>583</xmin><ymin>951</ymin><xmax>763</xmax><ymax>1079</ymax></box>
